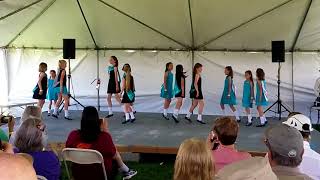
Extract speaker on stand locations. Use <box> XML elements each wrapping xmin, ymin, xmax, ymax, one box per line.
<box><xmin>59</xmin><ymin>39</ymin><xmax>84</xmax><ymax>111</ymax></box>
<box><xmin>264</xmin><ymin>40</ymin><xmax>291</xmax><ymax>120</ymax></box>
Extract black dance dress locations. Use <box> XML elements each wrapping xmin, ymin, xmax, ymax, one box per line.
<box><xmin>33</xmin><ymin>73</ymin><xmax>48</xmax><ymax>99</ymax></box>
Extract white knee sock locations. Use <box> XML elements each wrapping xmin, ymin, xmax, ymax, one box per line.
<box><xmin>263</xmin><ymin>115</ymin><xmax>267</xmax><ymax>122</ymax></box>
<box><xmin>65</xmin><ymin>110</ymin><xmax>69</xmax><ymax>118</ymax></box>
<box><xmin>48</xmin><ymin>107</ymin><xmax>51</xmax><ymax>114</ymax></box>
<box><xmin>222</xmin><ymin>109</ymin><xmax>226</xmax><ymax>116</ymax></box>
<box><xmin>108</xmin><ymin>107</ymin><xmax>113</xmax><ymax>115</ymax></box>
<box><xmin>173</xmin><ymin>109</ymin><xmax>179</xmax><ymax>117</ymax></box>
<box><xmin>186</xmin><ymin>111</ymin><xmax>192</xmax><ymax>118</ymax></box>
<box><xmin>163</xmin><ymin>108</ymin><xmax>168</xmax><ymax>116</ymax></box>
<box><xmin>129</xmin><ymin>112</ymin><xmax>135</xmax><ymax>119</ymax></box>
<box><xmin>234</xmin><ymin>110</ymin><xmax>240</xmax><ymax>120</ymax></box>
<box><xmin>197</xmin><ymin>114</ymin><xmax>202</xmax><ymax>121</ymax></box>
<box><xmin>125</xmin><ymin>113</ymin><xmax>130</xmax><ymax>121</ymax></box>
<box><xmin>260</xmin><ymin>116</ymin><xmax>265</xmax><ymax>124</ymax></box>
<box><xmin>247</xmin><ymin>114</ymin><xmax>252</xmax><ymax>123</ymax></box>
<box><xmin>53</xmin><ymin>107</ymin><xmax>58</xmax><ymax>115</ymax></box>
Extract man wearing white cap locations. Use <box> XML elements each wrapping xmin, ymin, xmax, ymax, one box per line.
<box><xmin>265</xmin><ymin>124</ymin><xmax>312</xmax><ymax>179</ymax></box>
<box><xmin>283</xmin><ymin>113</ymin><xmax>320</xmax><ymax>180</ymax></box>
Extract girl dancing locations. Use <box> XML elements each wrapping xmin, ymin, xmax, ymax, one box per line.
<box><xmin>32</xmin><ymin>62</ymin><xmax>48</xmax><ymax>109</ymax></box>
<box><xmin>52</xmin><ymin>60</ymin><xmax>71</xmax><ymax>120</ymax></box>
<box><xmin>47</xmin><ymin>70</ymin><xmax>57</xmax><ymax>116</ymax></box>
<box><xmin>160</xmin><ymin>62</ymin><xmax>174</xmax><ymax>120</ymax></box>
<box><xmin>220</xmin><ymin>66</ymin><xmax>240</xmax><ymax>122</ymax></box>
<box><xmin>255</xmin><ymin>68</ymin><xmax>268</xmax><ymax>127</ymax></box>
<box><xmin>185</xmin><ymin>63</ymin><xmax>205</xmax><ymax>124</ymax></box>
<box><xmin>106</xmin><ymin>56</ymin><xmax>122</xmax><ymax>118</ymax></box>
<box><xmin>242</xmin><ymin>70</ymin><xmax>254</xmax><ymax>126</ymax></box>
<box><xmin>121</xmin><ymin>64</ymin><xmax>136</xmax><ymax>124</ymax></box>
<box><xmin>172</xmin><ymin>64</ymin><xmax>186</xmax><ymax>123</ymax></box>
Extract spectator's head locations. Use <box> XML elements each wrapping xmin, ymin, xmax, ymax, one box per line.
<box><xmin>174</xmin><ymin>138</ymin><xmax>214</xmax><ymax>180</ymax></box>
<box><xmin>284</xmin><ymin>113</ymin><xmax>313</xmax><ymax>141</ymax></box>
<box><xmin>21</xmin><ymin>106</ymin><xmax>42</xmax><ymax>122</ymax></box>
<box><xmin>80</xmin><ymin>106</ymin><xmax>101</xmax><ymax>143</ymax></box>
<box><xmin>0</xmin><ymin>153</ymin><xmax>37</xmax><ymax>180</ymax></box>
<box><xmin>212</xmin><ymin>117</ymin><xmax>239</xmax><ymax>146</ymax></box>
<box><xmin>265</xmin><ymin>124</ymin><xmax>304</xmax><ymax>167</ymax></box>
<box><xmin>14</xmin><ymin>118</ymin><xmax>46</xmax><ymax>152</ymax></box>
<box><xmin>216</xmin><ymin>157</ymin><xmax>278</xmax><ymax>180</ymax></box>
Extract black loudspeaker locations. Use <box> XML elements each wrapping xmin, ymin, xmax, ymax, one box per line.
<box><xmin>272</xmin><ymin>40</ymin><xmax>285</xmax><ymax>63</ymax></box>
<box><xmin>63</xmin><ymin>39</ymin><xmax>76</xmax><ymax>59</ymax></box>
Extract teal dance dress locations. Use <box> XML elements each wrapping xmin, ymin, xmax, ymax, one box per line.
<box><xmin>220</xmin><ymin>76</ymin><xmax>237</xmax><ymax>105</ymax></box>
<box><xmin>160</xmin><ymin>71</ymin><xmax>174</xmax><ymax>99</ymax></box>
<box><xmin>47</xmin><ymin>79</ymin><xmax>57</xmax><ymax>101</ymax></box>
<box><xmin>242</xmin><ymin>80</ymin><xmax>254</xmax><ymax>108</ymax></box>
<box><xmin>256</xmin><ymin>80</ymin><xmax>268</xmax><ymax>106</ymax></box>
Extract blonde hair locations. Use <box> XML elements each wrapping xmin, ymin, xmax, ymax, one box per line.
<box><xmin>59</xmin><ymin>59</ymin><xmax>67</xmax><ymax>69</ymax></box>
<box><xmin>38</xmin><ymin>62</ymin><xmax>47</xmax><ymax>72</ymax></box>
<box><xmin>122</xmin><ymin>64</ymin><xmax>132</xmax><ymax>91</ymax></box>
<box><xmin>174</xmin><ymin>138</ymin><xmax>215</xmax><ymax>180</ymax></box>
<box><xmin>21</xmin><ymin>106</ymin><xmax>42</xmax><ymax>122</ymax></box>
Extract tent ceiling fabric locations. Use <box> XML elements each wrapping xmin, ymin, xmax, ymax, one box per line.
<box><xmin>0</xmin><ymin>0</ymin><xmax>319</xmax><ymax>50</ymax></box>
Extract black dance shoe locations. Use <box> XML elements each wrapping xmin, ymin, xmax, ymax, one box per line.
<box><xmin>130</xmin><ymin>118</ymin><xmax>136</xmax><ymax>123</ymax></box>
<box><xmin>172</xmin><ymin>115</ymin><xmax>179</xmax><ymax>123</ymax></box>
<box><xmin>64</xmin><ymin>117</ymin><xmax>72</xmax><ymax>121</ymax></box>
<box><xmin>256</xmin><ymin>123</ymin><xmax>266</xmax><ymax>127</ymax></box>
<box><xmin>197</xmin><ymin>120</ymin><xmax>206</xmax><ymax>124</ymax></box>
<box><xmin>184</xmin><ymin>117</ymin><xmax>192</xmax><ymax>123</ymax></box>
<box><xmin>162</xmin><ymin>114</ymin><xmax>169</xmax><ymax>120</ymax></box>
<box><xmin>105</xmin><ymin>114</ymin><xmax>114</xmax><ymax>118</ymax></box>
<box><xmin>245</xmin><ymin>122</ymin><xmax>253</xmax><ymax>126</ymax></box>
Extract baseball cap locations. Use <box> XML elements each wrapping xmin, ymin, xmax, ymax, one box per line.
<box><xmin>216</xmin><ymin>157</ymin><xmax>278</xmax><ymax>180</ymax></box>
<box><xmin>283</xmin><ymin>114</ymin><xmax>313</xmax><ymax>132</ymax></box>
<box><xmin>265</xmin><ymin>124</ymin><xmax>304</xmax><ymax>159</ymax></box>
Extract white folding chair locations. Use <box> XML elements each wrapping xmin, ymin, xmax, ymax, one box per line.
<box><xmin>62</xmin><ymin>148</ymin><xmax>107</xmax><ymax>180</ymax></box>
<box><xmin>37</xmin><ymin>175</ymin><xmax>48</xmax><ymax>180</ymax></box>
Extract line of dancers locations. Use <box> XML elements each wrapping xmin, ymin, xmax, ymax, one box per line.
<box><xmin>32</xmin><ymin>56</ymin><xmax>269</xmax><ymax>127</ymax></box>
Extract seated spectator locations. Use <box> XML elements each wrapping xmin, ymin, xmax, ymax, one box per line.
<box><xmin>0</xmin><ymin>139</ymin><xmax>14</xmax><ymax>153</ymax></box>
<box><xmin>0</xmin><ymin>114</ymin><xmax>15</xmax><ymax>140</ymax></box>
<box><xmin>14</xmin><ymin>118</ymin><xmax>60</xmax><ymax>180</ymax></box>
<box><xmin>216</xmin><ymin>157</ymin><xmax>278</xmax><ymax>180</ymax></box>
<box><xmin>174</xmin><ymin>138</ymin><xmax>215</xmax><ymax>180</ymax></box>
<box><xmin>66</xmin><ymin>106</ymin><xmax>137</xmax><ymax>180</ymax></box>
<box><xmin>265</xmin><ymin>124</ymin><xmax>312</xmax><ymax>179</ymax></box>
<box><xmin>10</xmin><ymin>106</ymin><xmax>44</xmax><ymax>145</ymax></box>
<box><xmin>0</xmin><ymin>153</ymin><xmax>37</xmax><ymax>180</ymax></box>
<box><xmin>283</xmin><ymin>113</ymin><xmax>320</xmax><ymax>180</ymax></box>
<box><xmin>208</xmin><ymin>117</ymin><xmax>251</xmax><ymax>171</ymax></box>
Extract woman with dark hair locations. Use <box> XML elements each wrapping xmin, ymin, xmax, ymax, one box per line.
<box><xmin>66</xmin><ymin>106</ymin><xmax>137</xmax><ymax>180</ymax></box>
<box><xmin>172</xmin><ymin>64</ymin><xmax>186</xmax><ymax>123</ymax></box>
<box><xmin>160</xmin><ymin>62</ymin><xmax>174</xmax><ymax>120</ymax></box>
<box><xmin>185</xmin><ymin>63</ymin><xmax>206</xmax><ymax>124</ymax></box>
<box><xmin>220</xmin><ymin>66</ymin><xmax>240</xmax><ymax>121</ymax></box>
<box><xmin>106</xmin><ymin>56</ymin><xmax>122</xmax><ymax>118</ymax></box>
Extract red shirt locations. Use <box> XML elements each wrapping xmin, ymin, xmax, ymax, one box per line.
<box><xmin>66</xmin><ymin>130</ymin><xmax>116</xmax><ymax>175</ymax></box>
<box><xmin>212</xmin><ymin>145</ymin><xmax>251</xmax><ymax>171</ymax></box>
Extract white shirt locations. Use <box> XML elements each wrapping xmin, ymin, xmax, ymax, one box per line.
<box><xmin>299</xmin><ymin>141</ymin><xmax>320</xmax><ymax>180</ymax></box>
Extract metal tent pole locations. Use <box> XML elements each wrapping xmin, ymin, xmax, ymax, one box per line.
<box><xmin>97</xmin><ymin>50</ymin><xmax>101</xmax><ymax>111</ymax></box>
<box><xmin>290</xmin><ymin>0</ymin><xmax>313</xmax><ymax>110</ymax></box>
<box><xmin>0</xmin><ymin>0</ymin><xmax>44</xmax><ymax>21</ymax></box>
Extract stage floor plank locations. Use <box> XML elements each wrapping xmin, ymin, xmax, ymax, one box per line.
<box><xmin>41</xmin><ymin>111</ymin><xmax>320</xmax><ymax>153</ymax></box>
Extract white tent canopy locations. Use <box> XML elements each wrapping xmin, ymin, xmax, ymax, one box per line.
<box><xmin>0</xmin><ymin>0</ymin><xmax>320</xmax><ymax>120</ymax></box>
<box><xmin>0</xmin><ymin>0</ymin><xmax>319</xmax><ymax>50</ymax></box>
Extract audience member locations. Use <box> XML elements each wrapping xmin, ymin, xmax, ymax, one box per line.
<box><xmin>10</xmin><ymin>106</ymin><xmax>45</xmax><ymax>145</ymax></box>
<box><xmin>174</xmin><ymin>138</ymin><xmax>215</xmax><ymax>180</ymax></box>
<box><xmin>208</xmin><ymin>117</ymin><xmax>251</xmax><ymax>171</ymax></box>
<box><xmin>283</xmin><ymin>113</ymin><xmax>320</xmax><ymax>180</ymax></box>
<box><xmin>66</xmin><ymin>106</ymin><xmax>137</xmax><ymax>180</ymax></box>
<box><xmin>216</xmin><ymin>157</ymin><xmax>278</xmax><ymax>180</ymax></box>
<box><xmin>0</xmin><ymin>114</ymin><xmax>15</xmax><ymax>140</ymax></box>
<box><xmin>265</xmin><ymin>124</ymin><xmax>312</xmax><ymax>179</ymax></box>
<box><xmin>0</xmin><ymin>153</ymin><xmax>37</xmax><ymax>180</ymax></box>
<box><xmin>14</xmin><ymin>118</ymin><xmax>60</xmax><ymax>180</ymax></box>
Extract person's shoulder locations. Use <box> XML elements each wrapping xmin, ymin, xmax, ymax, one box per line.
<box><xmin>238</xmin><ymin>151</ymin><xmax>252</xmax><ymax>157</ymax></box>
<box><xmin>67</xmin><ymin>130</ymin><xmax>80</xmax><ymax>138</ymax></box>
<box><xmin>100</xmin><ymin>131</ymin><xmax>112</xmax><ymax>139</ymax></box>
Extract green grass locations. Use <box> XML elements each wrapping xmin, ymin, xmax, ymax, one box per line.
<box><xmin>314</xmin><ymin>124</ymin><xmax>320</xmax><ymax>132</ymax></box>
<box><xmin>60</xmin><ymin>161</ymin><xmax>174</xmax><ymax>180</ymax></box>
